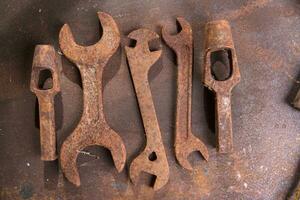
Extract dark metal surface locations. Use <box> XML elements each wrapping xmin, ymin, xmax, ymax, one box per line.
<box><xmin>203</xmin><ymin>20</ymin><xmax>241</xmax><ymax>153</ymax></box>
<box><xmin>162</xmin><ymin>18</ymin><xmax>209</xmax><ymax>170</ymax></box>
<box><xmin>126</xmin><ymin>29</ymin><xmax>169</xmax><ymax>190</ymax></box>
<box><xmin>1</xmin><ymin>0</ymin><xmax>300</xmax><ymax>199</ymax></box>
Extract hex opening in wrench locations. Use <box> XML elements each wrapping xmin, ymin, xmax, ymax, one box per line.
<box><xmin>125</xmin><ymin>28</ymin><xmax>169</xmax><ymax>191</ymax></box>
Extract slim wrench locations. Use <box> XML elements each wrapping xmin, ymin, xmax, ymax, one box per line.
<box><xmin>125</xmin><ymin>29</ymin><xmax>169</xmax><ymax>190</ymax></box>
<box><xmin>162</xmin><ymin>18</ymin><xmax>209</xmax><ymax>170</ymax></box>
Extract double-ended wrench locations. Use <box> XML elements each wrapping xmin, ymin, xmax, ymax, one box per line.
<box><xmin>125</xmin><ymin>29</ymin><xmax>169</xmax><ymax>190</ymax></box>
<box><xmin>59</xmin><ymin>12</ymin><xmax>126</xmax><ymax>186</ymax></box>
<box><xmin>162</xmin><ymin>18</ymin><xmax>209</xmax><ymax>170</ymax></box>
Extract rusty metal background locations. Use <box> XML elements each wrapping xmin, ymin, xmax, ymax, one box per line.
<box><xmin>1</xmin><ymin>0</ymin><xmax>300</xmax><ymax>199</ymax></box>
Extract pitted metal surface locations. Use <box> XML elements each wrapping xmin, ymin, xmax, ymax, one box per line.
<box><xmin>30</xmin><ymin>45</ymin><xmax>61</xmax><ymax>161</ymax></box>
<box><xmin>59</xmin><ymin>12</ymin><xmax>126</xmax><ymax>186</ymax></box>
<box><xmin>1</xmin><ymin>1</ymin><xmax>300</xmax><ymax>199</ymax></box>
<box><xmin>162</xmin><ymin>18</ymin><xmax>209</xmax><ymax>169</ymax></box>
<box><xmin>125</xmin><ymin>29</ymin><xmax>169</xmax><ymax>190</ymax></box>
<box><xmin>203</xmin><ymin>20</ymin><xmax>241</xmax><ymax>153</ymax></box>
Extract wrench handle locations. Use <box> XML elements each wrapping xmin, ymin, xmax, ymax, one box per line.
<box><xmin>134</xmin><ymin>80</ymin><xmax>163</xmax><ymax>145</ymax></box>
<box><xmin>175</xmin><ymin>49</ymin><xmax>192</xmax><ymax>141</ymax></box>
<box><xmin>215</xmin><ymin>92</ymin><xmax>233</xmax><ymax>153</ymax></box>
<box><xmin>37</xmin><ymin>95</ymin><xmax>57</xmax><ymax>160</ymax></box>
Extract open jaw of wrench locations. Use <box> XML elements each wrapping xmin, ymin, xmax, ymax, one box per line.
<box><xmin>30</xmin><ymin>45</ymin><xmax>61</xmax><ymax>161</ymax></box>
<box><xmin>162</xmin><ymin>18</ymin><xmax>209</xmax><ymax>170</ymax></box>
<box><xmin>125</xmin><ymin>29</ymin><xmax>169</xmax><ymax>190</ymax></box>
<box><xmin>59</xmin><ymin>12</ymin><xmax>126</xmax><ymax>186</ymax></box>
<box><xmin>203</xmin><ymin>20</ymin><xmax>241</xmax><ymax>154</ymax></box>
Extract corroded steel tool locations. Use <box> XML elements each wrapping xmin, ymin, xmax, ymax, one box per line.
<box><xmin>30</xmin><ymin>45</ymin><xmax>61</xmax><ymax>161</ymax></box>
<box><xmin>162</xmin><ymin>18</ymin><xmax>209</xmax><ymax>170</ymax></box>
<box><xmin>59</xmin><ymin>12</ymin><xmax>126</xmax><ymax>186</ymax></box>
<box><xmin>125</xmin><ymin>29</ymin><xmax>169</xmax><ymax>190</ymax></box>
<box><xmin>203</xmin><ymin>20</ymin><xmax>241</xmax><ymax>153</ymax></box>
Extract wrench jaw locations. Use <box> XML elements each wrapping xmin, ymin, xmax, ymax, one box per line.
<box><xmin>60</xmin><ymin>125</ymin><xmax>126</xmax><ymax>186</ymax></box>
<box><xmin>175</xmin><ymin>134</ymin><xmax>210</xmax><ymax>170</ymax></box>
<box><xmin>125</xmin><ymin>29</ymin><xmax>162</xmax><ymax>73</ymax></box>
<box><xmin>129</xmin><ymin>149</ymin><xmax>169</xmax><ymax>191</ymax></box>
<box><xmin>162</xmin><ymin>17</ymin><xmax>192</xmax><ymax>51</ymax></box>
<box><xmin>59</xmin><ymin>12</ymin><xmax>120</xmax><ymax>66</ymax></box>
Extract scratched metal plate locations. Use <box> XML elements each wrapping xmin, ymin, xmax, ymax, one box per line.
<box><xmin>0</xmin><ymin>0</ymin><xmax>300</xmax><ymax>199</ymax></box>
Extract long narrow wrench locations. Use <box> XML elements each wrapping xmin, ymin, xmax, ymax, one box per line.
<box><xmin>59</xmin><ymin>12</ymin><xmax>126</xmax><ymax>186</ymax></box>
<box><xmin>203</xmin><ymin>20</ymin><xmax>241</xmax><ymax>153</ymax></box>
<box><xmin>125</xmin><ymin>29</ymin><xmax>169</xmax><ymax>190</ymax></box>
<box><xmin>162</xmin><ymin>18</ymin><xmax>209</xmax><ymax>170</ymax></box>
<box><xmin>30</xmin><ymin>45</ymin><xmax>61</xmax><ymax>161</ymax></box>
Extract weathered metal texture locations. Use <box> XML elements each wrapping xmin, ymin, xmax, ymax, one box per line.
<box><xmin>58</xmin><ymin>12</ymin><xmax>126</xmax><ymax>186</ymax></box>
<box><xmin>162</xmin><ymin>18</ymin><xmax>209</xmax><ymax>170</ymax></box>
<box><xmin>203</xmin><ymin>20</ymin><xmax>241</xmax><ymax>153</ymax></box>
<box><xmin>30</xmin><ymin>45</ymin><xmax>61</xmax><ymax>161</ymax></box>
<box><xmin>125</xmin><ymin>29</ymin><xmax>169</xmax><ymax>190</ymax></box>
<box><xmin>1</xmin><ymin>1</ymin><xmax>300</xmax><ymax>200</ymax></box>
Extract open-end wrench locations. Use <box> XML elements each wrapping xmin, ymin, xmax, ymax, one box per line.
<box><xmin>59</xmin><ymin>12</ymin><xmax>126</xmax><ymax>186</ymax></box>
<box><xmin>162</xmin><ymin>18</ymin><xmax>209</xmax><ymax>170</ymax></box>
<box><xmin>203</xmin><ymin>20</ymin><xmax>241</xmax><ymax>153</ymax></box>
<box><xmin>30</xmin><ymin>45</ymin><xmax>61</xmax><ymax>161</ymax></box>
<box><xmin>125</xmin><ymin>29</ymin><xmax>169</xmax><ymax>190</ymax></box>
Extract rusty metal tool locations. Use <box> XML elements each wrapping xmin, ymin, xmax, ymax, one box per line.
<box><xmin>125</xmin><ymin>29</ymin><xmax>169</xmax><ymax>190</ymax></box>
<box><xmin>30</xmin><ymin>45</ymin><xmax>61</xmax><ymax>161</ymax></box>
<box><xmin>203</xmin><ymin>20</ymin><xmax>241</xmax><ymax>153</ymax></box>
<box><xmin>162</xmin><ymin>18</ymin><xmax>209</xmax><ymax>170</ymax></box>
<box><xmin>59</xmin><ymin>12</ymin><xmax>126</xmax><ymax>186</ymax></box>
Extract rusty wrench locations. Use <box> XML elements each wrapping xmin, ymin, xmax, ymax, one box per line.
<box><xmin>162</xmin><ymin>18</ymin><xmax>209</xmax><ymax>170</ymax></box>
<box><xmin>30</xmin><ymin>45</ymin><xmax>61</xmax><ymax>161</ymax></box>
<box><xmin>203</xmin><ymin>20</ymin><xmax>241</xmax><ymax>153</ymax></box>
<box><xmin>59</xmin><ymin>12</ymin><xmax>126</xmax><ymax>186</ymax></box>
<box><xmin>125</xmin><ymin>29</ymin><xmax>169</xmax><ymax>190</ymax></box>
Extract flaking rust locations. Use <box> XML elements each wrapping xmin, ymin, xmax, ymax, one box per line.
<box><xmin>125</xmin><ymin>29</ymin><xmax>169</xmax><ymax>190</ymax></box>
<box><xmin>30</xmin><ymin>45</ymin><xmax>61</xmax><ymax>161</ymax></box>
<box><xmin>203</xmin><ymin>20</ymin><xmax>241</xmax><ymax>153</ymax></box>
<box><xmin>58</xmin><ymin>12</ymin><xmax>126</xmax><ymax>186</ymax></box>
<box><xmin>162</xmin><ymin>18</ymin><xmax>209</xmax><ymax>170</ymax></box>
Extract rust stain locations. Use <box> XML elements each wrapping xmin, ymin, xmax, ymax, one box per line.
<box><xmin>191</xmin><ymin>167</ymin><xmax>212</xmax><ymax>196</ymax></box>
<box><xmin>217</xmin><ymin>0</ymin><xmax>272</xmax><ymax>20</ymax></box>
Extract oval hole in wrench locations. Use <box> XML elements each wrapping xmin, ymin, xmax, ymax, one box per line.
<box><xmin>37</xmin><ymin>69</ymin><xmax>53</xmax><ymax>90</ymax></box>
<box><xmin>210</xmin><ymin>49</ymin><xmax>233</xmax><ymax>81</ymax></box>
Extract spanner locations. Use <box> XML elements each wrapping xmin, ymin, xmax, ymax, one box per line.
<box><xmin>59</xmin><ymin>12</ymin><xmax>126</xmax><ymax>186</ymax></box>
<box><xmin>125</xmin><ymin>29</ymin><xmax>169</xmax><ymax>190</ymax></box>
<box><xmin>203</xmin><ymin>20</ymin><xmax>241</xmax><ymax>153</ymax></box>
<box><xmin>162</xmin><ymin>18</ymin><xmax>209</xmax><ymax>170</ymax></box>
<box><xmin>30</xmin><ymin>45</ymin><xmax>61</xmax><ymax>161</ymax></box>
